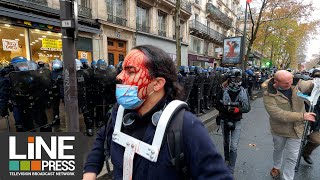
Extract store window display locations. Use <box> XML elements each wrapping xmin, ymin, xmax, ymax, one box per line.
<box><xmin>29</xmin><ymin>29</ymin><xmax>62</xmax><ymax>64</ymax></box>
<box><xmin>0</xmin><ymin>24</ymin><xmax>27</xmax><ymax>64</ymax></box>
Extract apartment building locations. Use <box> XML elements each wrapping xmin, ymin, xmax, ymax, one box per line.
<box><xmin>0</xmin><ymin>0</ymin><xmax>100</xmax><ymax>64</ymax></box>
<box><xmin>188</xmin><ymin>0</ymin><xmax>240</xmax><ymax>67</ymax></box>
<box><xmin>134</xmin><ymin>0</ymin><xmax>192</xmax><ymax>66</ymax></box>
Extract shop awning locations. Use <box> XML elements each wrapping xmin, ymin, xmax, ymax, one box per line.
<box><xmin>188</xmin><ymin>54</ymin><xmax>215</xmax><ymax>63</ymax></box>
<box><xmin>0</xmin><ymin>6</ymin><xmax>101</xmax><ymax>34</ymax></box>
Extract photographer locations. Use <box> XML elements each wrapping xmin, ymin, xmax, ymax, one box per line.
<box><xmin>215</xmin><ymin>68</ymin><xmax>251</xmax><ymax>174</ymax></box>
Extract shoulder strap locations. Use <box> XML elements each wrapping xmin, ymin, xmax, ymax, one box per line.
<box><xmin>167</xmin><ymin>108</ymin><xmax>189</xmax><ymax>179</ymax></box>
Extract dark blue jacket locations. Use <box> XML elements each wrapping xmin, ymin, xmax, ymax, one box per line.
<box><xmin>84</xmin><ymin>105</ymin><xmax>233</xmax><ymax>180</ymax></box>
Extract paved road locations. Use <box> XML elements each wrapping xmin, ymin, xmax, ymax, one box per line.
<box><xmin>210</xmin><ymin>97</ymin><xmax>320</xmax><ymax>180</ymax></box>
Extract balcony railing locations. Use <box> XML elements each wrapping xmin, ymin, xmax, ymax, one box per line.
<box><xmin>136</xmin><ymin>23</ymin><xmax>150</xmax><ymax>33</ymax></box>
<box><xmin>158</xmin><ymin>30</ymin><xmax>167</xmax><ymax>37</ymax></box>
<box><xmin>189</xmin><ymin>19</ymin><xmax>225</xmax><ymax>44</ymax></box>
<box><xmin>167</xmin><ymin>0</ymin><xmax>192</xmax><ymax>14</ymax></box>
<box><xmin>107</xmin><ymin>14</ymin><xmax>127</xmax><ymax>26</ymax></box>
<box><xmin>24</xmin><ymin>0</ymin><xmax>47</xmax><ymax>6</ymax></box>
<box><xmin>78</xmin><ymin>5</ymin><xmax>92</xmax><ymax>18</ymax></box>
<box><xmin>206</xmin><ymin>3</ymin><xmax>233</xmax><ymax>29</ymax></box>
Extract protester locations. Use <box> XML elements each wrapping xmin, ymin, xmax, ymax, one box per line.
<box><xmin>215</xmin><ymin>68</ymin><xmax>251</xmax><ymax>174</ymax></box>
<box><xmin>83</xmin><ymin>45</ymin><xmax>233</xmax><ymax>180</ymax></box>
<box><xmin>262</xmin><ymin>70</ymin><xmax>316</xmax><ymax>180</ymax></box>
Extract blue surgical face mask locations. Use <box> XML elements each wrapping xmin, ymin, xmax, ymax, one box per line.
<box><xmin>115</xmin><ymin>84</ymin><xmax>147</xmax><ymax>109</ymax></box>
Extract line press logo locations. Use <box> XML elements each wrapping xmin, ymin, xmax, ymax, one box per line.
<box><xmin>6</xmin><ymin>133</ymin><xmax>83</xmax><ymax>179</ymax></box>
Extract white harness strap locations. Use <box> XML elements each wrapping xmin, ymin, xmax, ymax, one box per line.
<box><xmin>112</xmin><ymin>100</ymin><xmax>187</xmax><ymax>180</ymax></box>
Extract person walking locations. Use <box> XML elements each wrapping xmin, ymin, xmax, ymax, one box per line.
<box><xmin>83</xmin><ymin>45</ymin><xmax>233</xmax><ymax>180</ymax></box>
<box><xmin>215</xmin><ymin>68</ymin><xmax>251</xmax><ymax>174</ymax></box>
<box><xmin>262</xmin><ymin>70</ymin><xmax>316</xmax><ymax>180</ymax></box>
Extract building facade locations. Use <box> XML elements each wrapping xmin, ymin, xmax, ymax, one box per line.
<box><xmin>0</xmin><ymin>0</ymin><xmax>100</xmax><ymax>65</ymax></box>
<box><xmin>189</xmin><ymin>0</ymin><xmax>240</xmax><ymax>67</ymax></box>
<box><xmin>0</xmin><ymin>0</ymin><xmax>241</xmax><ymax>68</ymax></box>
<box><xmin>134</xmin><ymin>0</ymin><xmax>192</xmax><ymax>66</ymax></box>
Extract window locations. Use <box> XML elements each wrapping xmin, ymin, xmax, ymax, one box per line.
<box><xmin>195</xmin><ymin>14</ymin><xmax>199</xmax><ymax>22</ymax></box>
<box><xmin>118</xmin><ymin>42</ymin><xmax>124</xmax><ymax>48</ymax></box>
<box><xmin>158</xmin><ymin>11</ymin><xmax>166</xmax><ymax>37</ymax></box>
<box><xmin>80</xmin><ymin>0</ymin><xmax>91</xmax><ymax>8</ymax></box>
<box><xmin>136</xmin><ymin>5</ymin><xmax>150</xmax><ymax>33</ymax></box>
<box><xmin>108</xmin><ymin>53</ymin><xmax>114</xmax><ymax>65</ymax></box>
<box><xmin>108</xmin><ymin>41</ymin><xmax>114</xmax><ymax>46</ymax></box>
<box><xmin>107</xmin><ymin>0</ymin><xmax>127</xmax><ymax>26</ymax></box>
<box><xmin>172</xmin><ymin>17</ymin><xmax>184</xmax><ymax>40</ymax></box>
<box><xmin>0</xmin><ymin>25</ymin><xmax>27</xmax><ymax>65</ymax></box>
<box><xmin>192</xmin><ymin>37</ymin><xmax>202</xmax><ymax>54</ymax></box>
<box><xmin>29</xmin><ymin>29</ymin><xmax>62</xmax><ymax>63</ymax></box>
<box><xmin>77</xmin><ymin>37</ymin><xmax>93</xmax><ymax>63</ymax></box>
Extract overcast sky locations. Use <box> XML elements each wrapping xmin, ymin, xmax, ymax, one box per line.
<box><xmin>240</xmin><ymin>0</ymin><xmax>320</xmax><ymax>62</ymax></box>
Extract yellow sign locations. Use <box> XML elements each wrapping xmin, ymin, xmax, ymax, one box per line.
<box><xmin>41</xmin><ymin>38</ymin><xmax>62</xmax><ymax>51</ymax></box>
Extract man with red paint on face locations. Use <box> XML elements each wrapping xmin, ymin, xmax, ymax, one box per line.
<box><xmin>83</xmin><ymin>45</ymin><xmax>233</xmax><ymax>180</ymax></box>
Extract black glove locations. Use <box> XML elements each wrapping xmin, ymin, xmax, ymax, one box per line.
<box><xmin>228</xmin><ymin>106</ymin><xmax>240</xmax><ymax>113</ymax></box>
<box><xmin>0</xmin><ymin>108</ymin><xmax>9</xmax><ymax>117</ymax></box>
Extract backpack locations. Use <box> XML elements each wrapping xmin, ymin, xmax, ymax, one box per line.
<box><xmin>104</xmin><ymin>104</ymin><xmax>189</xmax><ymax>179</ymax></box>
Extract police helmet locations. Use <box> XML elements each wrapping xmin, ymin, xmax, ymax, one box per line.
<box><xmin>11</xmin><ymin>56</ymin><xmax>28</xmax><ymax>64</ymax></box>
<box><xmin>80</xmin><ymin>58</ymin><xmax>89</xmax><ymax>69</ymax></box>
<box><xmin>208</xmin><ymin>67</ymin><xmax>213</xmax><ymax>73</ymax></box>
<box><xmin>195</xmin><ymin>66</ymin><xmax>203</xmax><ymax>74</ymax></box>
<box><xmin>97</xmin><ymin>59</ymin><xmax>107</xmax><ymax>70</ymax></box>
<box><xmin>52</xmin><ymin>59</ymin><xmax>63</xmax><ymax>71</ymax></box>
<box><xmin>216</xmin><ymin>67</ymin><xmax>222</xmax><ymax>72</ymax></box>
<box><xmin>38</xmin><ymin>60</ymin><xmax>45</xmax><ymax>68</ymax></box>
<box><xmin>245</xmin><ymin>69</ymin><xmax>254</xmax><ymax>76</ymax></box>
<box><xmin>28</xmin><ymin>61</ymin><xmax>38</xmax><ymax>70</ymax></box>
<box><xmin>108</xmin><ymin>65</ymin><xmax>115</xmax><ymax>69</ymax></box>
<box><xmin>91</xmin><ymin>61</ymin><xmax>97</xmax><ymax>69</ymax></box>
<box><xmin>189</xmin><ymin>66</ymin><xmax>196</xmax><ymax>74</ymax></box>
<box><xmin>75</xmin><ymin>59</ymin><xmax>82</xmax><ymax>71</ymax></box>
<box><xmin>180</xmin><ymin>66</ymin><xmax>189</xmax><ymax>74</ymax></box>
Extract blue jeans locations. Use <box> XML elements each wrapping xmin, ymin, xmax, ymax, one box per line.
<box><xmin>221</xmin><ymin>120</ymin><xmax>242</xmax><ymax>172</ymax></box>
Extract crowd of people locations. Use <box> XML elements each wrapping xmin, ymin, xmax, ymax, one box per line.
<box><xmin>1</xmin><ymin>45</ymin><xmax>320</xmax><ymax>180</ymax></box>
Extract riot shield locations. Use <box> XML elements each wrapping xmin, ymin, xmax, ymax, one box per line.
<box><xmin>183</xmin><ymin>75</ymin><xmax>196</xmax><ymax>101</ymax></box>
<box><xmin>94</xmin><ymin>68</ymin><xmax>117</xmax><ymax>124</ymax></box>
<box><xmin>9</xmin><ymin>69</ymin><xmax>51</xmax><ymax>107</ymax></box>
<box><xmin>9</xmin><ymin>69</ymin><xmax>52</xmax><ymax>131</ymax></box>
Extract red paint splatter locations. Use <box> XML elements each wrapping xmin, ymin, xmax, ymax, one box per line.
<box><xmin>117</xmin><ymin>49</ymin><xmax>151</xmax><ymax>99</ymax></box>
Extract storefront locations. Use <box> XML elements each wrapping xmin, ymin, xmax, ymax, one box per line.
<box><xmin>0</xmin><ymin>16</ymin><xmax>98</xmax><ymax>65</ymax></box>
<box><xmin>188</xmin><ymin>53</ymin><xmax>215</xmax><ymax>68</ymax></box>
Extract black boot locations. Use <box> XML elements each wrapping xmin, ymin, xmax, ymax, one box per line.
<box><xmin>84</xmin><ymin>116</ymin><xmax>94</xmax><ymax>136</ymax></box>
<box><xmin>302</xmin><ymin>142</ymin><xmax>319</xmax><ymax>164</ymax></box>
<box><xmin>200</xmin><ymin>99</ymin><xmax>206</xmax><ymax>114</ymax></box>
<box><xmin>40</xmin><ymin>125</ymin><xmax>52</xmax><ymax>132</ymax></box>
<box><xmin>52</xmin><ymin>115</ymin><xmax>60</xmax><ymax>126</ymax></box>
<box><xmin>16</xmin><ymin>125</ymin><xmax>24</xmax><ymax>132</ymax></box>
<box><xmin>204</xmin><ymin>96</ymin><xmax>211</xmax><ymax>110</ymax></box>
<box><xmin>86</xmin><ymin>128</ymin><xmax>93</xmax><ymax>136</ymax></box>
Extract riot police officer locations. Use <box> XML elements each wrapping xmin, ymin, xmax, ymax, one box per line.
<box><xmin>93</xmin><ymin>59</ymin><xmax>117</xmax><ymax>128</ymax></box>
<box><xmin>203</xmin><ymin>67</ymin><xmax>215</xmax><ymax>110</ymax></box>
<box><xmin>51</xmin><ymin>59</ymin><xmax>64</xmax><ymax>126</ymax></box>
<box><xmin>76</xmin><ymin>59</ymin><xmax>95</xmax><ymax>136</ymax></box>
<box><xmin>3</xmin><ymin>57</ymin><xmax>52</xmax><ymax>132</ymax></box>
<box><xmin>189</xmin><ymin>66</ymin><xmax>205</xmax><ymax>115</ymax></box>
